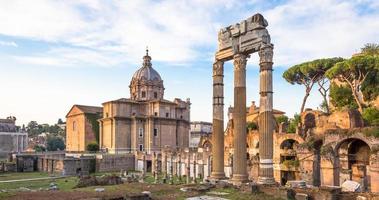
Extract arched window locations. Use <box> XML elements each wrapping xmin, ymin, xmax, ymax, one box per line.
<box><xmin>154</xmin><ymin>92</ymin><xmax>158</xmax><ymax>98</ymax></box>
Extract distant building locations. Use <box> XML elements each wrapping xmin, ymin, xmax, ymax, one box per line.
<box><xmin>66</xmin><ymin>105</ymin><xmax>102</xmax><ymax>152</ymax></box>
<box><xmin>99</xmin><ymin>50</ymin><xmax>190</xmax><ymax>154</ymax></box>
<box><xmin>65</xmin><ymin>50</ymin><xmax>191</xmax><ymax>154</ymax></box>
<box><xmin>190</xmin><ymin>121</ymin><xmax>212</xmax><ymax>147</ymax></box>
<box><xmin>0</xmin><ymin>117</ymin><xmax>28</xmax><ymax>158</ymax></box>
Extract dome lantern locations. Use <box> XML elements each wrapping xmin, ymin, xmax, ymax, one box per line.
<box><xmin>129</xmin><ymin>49</ymin><xmax>164</xmax><ymax>101</ymax></box>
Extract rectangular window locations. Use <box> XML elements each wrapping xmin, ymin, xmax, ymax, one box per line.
<box><xmin>139</xmin><ymin>128</ymin><xmax>143</xmax><ymax>138</ymax></box>
<box><xmin>154</xmin><ymin>128</ymin><xmax>158</xmax><ymax>137</ymax></box>
<box><xmin>154</xmin><ymin>92</ymin><xmax>158</xmax><ymax>98</ymax></box>
<box><xmin>142</xmin><ymin>91</ymin><xmax>146</xmax><ymax>98</ymax></box>
<box><xmin>139</xmin><ymin>144</ymin><xmax>143</xmax><ymax>151</ymax></box>
<box><xmin>166</xmin><ymin>113</ymin><xmax>169</xmax><ymax>118</ymax></box>
<box><xmin>73</xmin><ymin>121</ymin><xmax>76</xmax><ymax>131</ymax></box>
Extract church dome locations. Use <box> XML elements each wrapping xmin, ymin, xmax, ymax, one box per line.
<box><xmin>131</xmin><ymin>50</ymin><xmax>162</xmax><ymax>82</ymax></box>
<box><xmin>129</xmin><ymin>49</ymin><xmax>164</xmax><ymax>101</ymax></box>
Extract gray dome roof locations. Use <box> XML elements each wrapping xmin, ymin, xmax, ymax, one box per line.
<box><xmin>131</xmin><ymin>50</ymin><xmax>162</xmax><ymax>82</ymax></box>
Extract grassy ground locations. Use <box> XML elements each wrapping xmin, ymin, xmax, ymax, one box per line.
<box><xmin>0</xmin><ymin>172</ymin><xmax>284</xmax><ymax>200</ymax></box>
<box><xmin>0</xmin><ymin>172</ymin><xmax>53</xmax><ymax>181</ymax></box>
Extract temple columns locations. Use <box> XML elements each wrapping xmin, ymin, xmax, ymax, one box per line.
<box><xmin>211</xmin><ymin>60</ymin><xmax>225</xmax><ymax>180</ymax></box>
<box><xmin>231</xmin><ymin>53</ymin><xmax>248</xmax><ymax>183</ymax></box>
<box><xmin>257</xmin><ymin>44</ymin><xmax>275</xmax><ymax>184</ymax></box>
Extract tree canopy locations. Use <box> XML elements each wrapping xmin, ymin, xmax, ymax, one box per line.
<box><xmin>283</xmin><ymin>57</ymin><xmax>344</xmax><ymax>114</ymax></box>
<box><xmin>46</xmin><ymin>136</ymin><xmax>65</xmax><ymax>151</ymax></box>
<box><xmin>326</xmin><ymin>55</ymin><xmax>379</xmax><ymax>112</ymax></box>
<box><xmin>361</xmin><ymin>43</ymin><xmax>379</xmax><ymax>56</ymax></box>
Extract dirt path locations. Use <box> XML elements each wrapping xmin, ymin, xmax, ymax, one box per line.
<box><xmin>0</xmin><ymin>176</ymin><xmax>67</xmax><ymax>183</ymax></box>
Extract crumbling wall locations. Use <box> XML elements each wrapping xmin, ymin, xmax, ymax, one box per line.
<box><xmin>96</xmin><ymin>154</ymin><xmax>135</xmax><ymax>172</ymax></box>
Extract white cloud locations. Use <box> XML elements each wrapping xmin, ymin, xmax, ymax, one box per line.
<box><xmin>12</xmin><ymin>47</ymin><xmax>126</xmax><ymax>68</ymax></box>
<box><xmin>0</xmin><ymin>0</ymin><xmax>378</xmax><ymax>68</ymax></box>
<box><xmin>264</xmin><ymin>0</ymin><xmax>379</xmax><ymax>66</ymax></box>
<box><xmin>0</xmin><ymin>41</ymin><xmax>17</xmax><ymax>47</ymax></box>
<box><xmin>0</xmin><ymin>0</ymin><xmax>237</xmax><ymax>66</ymax></box>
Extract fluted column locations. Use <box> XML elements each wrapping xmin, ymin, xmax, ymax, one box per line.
<box><xmin>257</xmin><ymin>44</ymin><xmax>275</xmax><ymax>184</ymax></box>
<box><xmin>211</xmin><ymin>60</ymin><xmax>225</xmax><ymax>180</ymax></box>
<box><xmin>231</xmin><ymin>53</ymin><xmax>248</xmax><ymax>183</ymax></box>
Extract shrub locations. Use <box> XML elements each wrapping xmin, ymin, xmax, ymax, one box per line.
<box><xmin>86</xmin><ymin>142</ymin><xmax>99</xmax><ymax>152</ymax></box>
<box><xmin>247</xmin><ymin>122</ymin><xmax>258</xmax><ymax>131</ymax></box>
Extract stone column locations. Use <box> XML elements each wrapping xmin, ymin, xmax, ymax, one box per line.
<box><xmin>162</xmin><ymin>151</ymin><xmax>167</xmax><ymax>182</ymax></box>
<box><xmin>186</xmin><ymin>152</ymin><xmax>191</xmax><ymax>184</ymax></box>
<box><xmin>178</xmin><ymin>153</ymin><xmax>182</xmax><ymax>181</ymax></box>
<box><xmin>257</xmin><ymin>44</ymin><xmax>275</xmax><ymax>185</ymax></box>
<box><xmin>142</xmin><ymin>153</ymin><xmax>146</xmax><ymax>177</ymax></box>
<box><xmin>170</xmin><ymin>153</ymin><xmax>174</xmax><ymax>184</ymax></box>
<box><xmin>153</xmin><ymin>152</ymin><xmax>158</xmax><ymax>183</ymax></box>
<box><xmin>211</xmin><ymin>60</ymin><xmax>225</xmax><ymax>180</ymax></box>
<box><xmin>192</xmin><ymin>153</ymin><xmax>197</xmax><ymax>183</ymax></box>
<box><xmin>231</xmin><ymin>53</ymin><xmax>248</xmax><ymax>183</ymax></box>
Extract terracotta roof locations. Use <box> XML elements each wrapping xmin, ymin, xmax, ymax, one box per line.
<box><xmin>75</xmin><ymin>105</ymin><xmax>102</xmax><ymax>114</ymax></box>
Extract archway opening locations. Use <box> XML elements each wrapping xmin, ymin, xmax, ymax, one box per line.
<box><xmin>337</xmin><ymin>138</ymin><xmax>371</xmax><ymax>191</ymax></box>
<box><xmin>280</xmin><ymin>139</ymin><xmax>300</xmax><ymax>186</ymax></box>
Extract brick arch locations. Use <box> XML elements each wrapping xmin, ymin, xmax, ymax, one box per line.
<box><xmin>201</xmin><ymin>139</ymin><xmax>212</xmax><ymax>151</ymax></box>
<box><xmin>333</xmin><ymin>136</ymin><xmax>373</xmax><ymax>153</ymax></box>
<box><xmin>276</xmin><ymin>134</ymin><xmax>305</xmax><ymax>149</ymax></box>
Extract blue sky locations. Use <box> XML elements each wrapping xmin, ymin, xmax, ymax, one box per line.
<box><xmin>0</xmin><ymin>0</ymin><xmax>378</xmax><ymax>126</ymax></box>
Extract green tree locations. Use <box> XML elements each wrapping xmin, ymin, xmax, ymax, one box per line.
<box><xmin>247</xmin><ymin>121</ymin><xmax>258</xmax><ymax>131</ymax></box>
<box><xmin>326</xmin><ymin>55</ymin><xmax>379</xmax><ymax>113</ymax></box>
<box><xmin>283</xmin><ymin>58</ymin><xmax>343</xmax><ymax>114</ymax></box>
<box><xmin>287</xmin><ymin>114</ymin><xmax>300</xmax><ymax>133</ymax></box>
<box><xmin>329</xmin><ymin>83</ymin><xmax>357</xmax><ymax>109</ymax></box>
<box><xmin>276</xmin><ymin>115</ymin><xmax>289</xmax><ymax>124</ymax></box>
<box><xmin>46</xmin><ymin>136</ymin><xmax>65</xmax><ymax>151</ymax></box>
<box><xmin>33</xmin><ymin>145</ymin><xmax>46</xmax><ymax>152</ymax></box>
<box><xmin>26</xmin><ymin>121</ymin><xmax>41</xmax><ymax>137</ymax></box>
<box><xmin>57</xmin><ymin>118</ymin><xmax>64</xmax><ymax>124</ymax></box>
<box><xmin>361</xmin><ymin>43</ymin><xmax>379</xmax><ymax>56</ymax></box>
<box><xmin>362</xmin><ymin>107</ymin><xmax>379</xmax><ymax>126</ymax></box>
<box><xmin>361</xmin><ymin>69</ymin><xmax>379</xmax><ymax>102</ymax></box>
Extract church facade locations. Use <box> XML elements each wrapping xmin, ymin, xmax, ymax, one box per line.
<box><xmin>98</xmin><ymin>50</ymin><xmax>191</xmax><ymax>154</ymax></box>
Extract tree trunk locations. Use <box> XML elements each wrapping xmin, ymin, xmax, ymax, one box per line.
<box><xmin>300</xmin><ymin>90</ymin><xmax>310</xmax><ymax>114</ymax></box>
<box><xmin>352</xmin><ymin>87</ymin><xmax>363</xmax><ymax>113</ymax></box>
<box><xmin>322</xmin><ymin>94</ymin><xmax>330</xmax><ymax>114</ymax></box>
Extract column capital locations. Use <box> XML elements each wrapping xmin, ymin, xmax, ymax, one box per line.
<box><xmin>259</xmin><ymin>44</ymin><xmax>274</xmax><ymax>64</ymax></box>
<box><xmin>213</xmin><ymin>60</ymin><xmax>224</xmax><ymax>76</ymax></box>
<box><xmin>233</xmin><ymin>54</ymin><xmax>248</xmax><ymax>71</ymax></box>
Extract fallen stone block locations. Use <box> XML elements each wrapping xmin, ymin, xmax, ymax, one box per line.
<box><xmin>94</xmin><ymin>188</ymin><xmax>105</xmax><ymax>192</ymax></box>
<box><xmin>341</xmin><ymin>180</ymin><xmax>361</xmax><ymax>192</ymax></box>
<box><xmin>295</xmin><ymin>193</ymin><xmax>309</xmax><ymax>200</ymax></box>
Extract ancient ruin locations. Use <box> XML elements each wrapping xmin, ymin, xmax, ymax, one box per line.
<box><xmin>211</xmin><ymin>13</ymin><xmax>275</xmax><ymax>184</ymax></box>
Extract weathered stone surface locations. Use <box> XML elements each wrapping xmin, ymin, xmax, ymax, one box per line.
<box><xmin>75</xmin><ymin>175</ymin><xmax>122</xmax><ymax>188</ymax></box>
<box><xmin>295</xmin><ymin>193</ymin><xmax>309</xmax><ymax>200</ymax></box>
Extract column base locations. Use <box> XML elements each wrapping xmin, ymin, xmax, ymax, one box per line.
<box><xmin>210</xmin><ymin>172</ymin><xmax>226</xmax><ymax>180</ymax></box>
<box><xmin>230</xmin><ymin>174</ymin><xmax>249</xmax><ymax>185</ymax></box>
<box><xmin>257</xmin><ymin>176</ymin><xmax>276</xmax><ymax>185</ymax></box>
